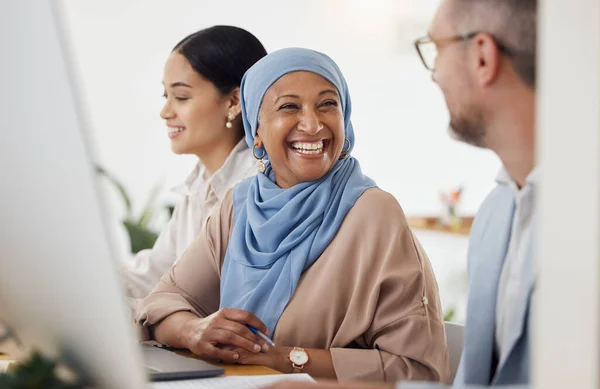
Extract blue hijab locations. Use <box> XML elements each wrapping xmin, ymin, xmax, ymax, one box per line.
<box><xmin>219</xmin><ymin>48</ymin><xmax>376</xmax><ymax>335</ymax></box>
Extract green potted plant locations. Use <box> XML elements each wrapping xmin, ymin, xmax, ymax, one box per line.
<box><xmin>95</xmin><ymin>166</ymin><xmax>165</xmax><ymax>253</ymax></box>
<box><xmin>0</xmin><ymin>352</ymin><xmax>84</xmax><ymax>389</ymax></box>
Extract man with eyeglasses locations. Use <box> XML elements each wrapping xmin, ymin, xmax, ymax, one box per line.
<box><xmin>263</xmin><ymin>0</ymin><xmax>537</xmax><ymax>388</ymax></box>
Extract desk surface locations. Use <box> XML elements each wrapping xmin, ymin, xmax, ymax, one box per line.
<box><xmin>407</xmin><ymin>216</ymin><xmax>474</xmax><ymax>236</ymax></box>
<box><xmin>209</xmin><ymin>362</ymin><xmax>280</xmax><ymax>376</ymax></box>
<box><xmin>176</xmin><ymin>351</ymin><xmax>281</xmax><ymax>376</ymax></box>
<box><xmin>0</xmin><ymin>352</ymin><xmax>281</xmax><ymax>377</ymax></box>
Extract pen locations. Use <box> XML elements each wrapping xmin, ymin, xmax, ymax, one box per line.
<box><xmin>247</xmin><ymin>325</ymin><xmax>276</xmax><ymax>347</ymax></box>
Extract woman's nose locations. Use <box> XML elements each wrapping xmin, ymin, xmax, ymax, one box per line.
<box><xmin>297</xmin><ymin>109</ymin><xmax>323</xmax><ymax>135</ymax></box>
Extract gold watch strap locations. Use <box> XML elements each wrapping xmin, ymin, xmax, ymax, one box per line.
<box><xmin>290</xmin><ymin>347</ymin><xmax>307</xmax><ymax>373</ymax></box>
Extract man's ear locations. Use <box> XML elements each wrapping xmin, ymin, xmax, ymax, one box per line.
<box><xmin>471</xmin><ymin>33</ymin><xmax>502</xmax><ymax>86</ymax></box>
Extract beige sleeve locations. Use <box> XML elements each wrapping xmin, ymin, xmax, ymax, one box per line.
<box><xmin>329</xmin><ymin>190</ymin><xmax>450</xmax><ymax>383</ymax></box>
<box><xmin>134</xmin><ymin>191</ymin><xmax>234</xmax><ymax>340</ymax></box>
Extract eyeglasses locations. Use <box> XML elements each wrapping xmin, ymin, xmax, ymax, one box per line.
<box><xmin>414</xmin><ymin>32</ymin><xmax>511</xmax><ymax>71</ymax></box>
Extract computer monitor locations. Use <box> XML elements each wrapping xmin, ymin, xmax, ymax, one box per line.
<box><xmin>0</xmin><ymin>2</ymin><xmax>217</xmax><ymax>388</ymax></box>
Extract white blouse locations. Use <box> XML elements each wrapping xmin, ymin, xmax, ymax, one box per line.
<box><xmin>121</xmin><ymin>140</ymin><xmax>257</xmax><ymax>299</ymax></box>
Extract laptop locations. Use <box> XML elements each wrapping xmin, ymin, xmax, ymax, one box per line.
<box><xmin>142</xmin><ymin>345</ymin><xmax>224</xmax><ymax>382</ymax></box>
<box><xmin>0</xmin><ymin>1</ymin><xmax>223</xmax><ymax>387</ymax></box>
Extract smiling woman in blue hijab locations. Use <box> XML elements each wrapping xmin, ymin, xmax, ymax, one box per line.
<box><xmin>136</xmin><ymin>48</ymin><xmax>450</xmax><ymax>383</ymax></box>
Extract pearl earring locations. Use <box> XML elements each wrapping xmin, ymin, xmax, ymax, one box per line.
<box><xmin>226</xmin><ymin>111</ymin><xmax>235</xmax><ymax>129</ymax></box>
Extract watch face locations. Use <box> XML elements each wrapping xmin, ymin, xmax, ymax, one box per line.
<box><xmin>290</xmin><ymin>349</ymin><xmax>309</xmax><ymax>365</ymax></box>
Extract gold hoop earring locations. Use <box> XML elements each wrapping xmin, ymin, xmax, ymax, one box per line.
<box><xmin>252</xmin><ymin>144</ymin><xmax>266</xmax><ymax>173</ymax></box>
<box><xmin>226</xmin><ymin>111</ymin><xmax>235</xmax><ymax>129</ymax></box>
<box><xmin>339</xmin><ymin>138</ymin><xmax>351</xmax><ymax>159</ymax></box>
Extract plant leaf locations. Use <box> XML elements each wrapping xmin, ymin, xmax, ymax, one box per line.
<box><xmin>443</xmin><ymin>307</ymin><xmax>456</xmax><ymax>322</ymax></box>
<box><xmin>123</xmin><ymin>221</ymin><xmax>159</xmax><ymax>253</ymax></box>
<box><xmin>95</xmin><ymin>166</ymin><xmax>133</xmax><ymax>219</ymax></box>
<box><xmin>137</xmin><ymin>182</ymin><xmax>162</xmax><ymax>227</ymax></box>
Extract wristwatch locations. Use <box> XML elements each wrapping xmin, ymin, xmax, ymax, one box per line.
<box><xmin>288</xmin><ymin>347</ymin><xmax>309</xmax><ymax>373</ymax></box>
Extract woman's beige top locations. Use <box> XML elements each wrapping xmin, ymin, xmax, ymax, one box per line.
<box><xmin>136</xmin><ymin>188</ymin><xmax>450</xmax><ymax>383</ymax></box>
<box><xmin>121</xmin><ymin>139</ymin><xmax>256</xmax><ymax>300</ymax></box>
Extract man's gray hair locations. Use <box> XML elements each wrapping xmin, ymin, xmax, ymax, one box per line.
<box><xmin>452</xmin><ymin>0</ymin><xmax>537</xmax><ymax>88</ymax></box>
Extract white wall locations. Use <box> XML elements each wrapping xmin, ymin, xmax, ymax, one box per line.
<box><xmin>57</xmin><ymin>0</ymin><xmax>500</xmax><ymax>222</ymax></box>
<box><xmin>535</xmin><ymin>0</ymin><xmax>600</xmax><ymax>387</ymax></box>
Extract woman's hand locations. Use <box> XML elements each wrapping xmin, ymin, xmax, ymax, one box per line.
<box><xmin>234</xmin><ymin>346</ymin><xmax>337</xmax><ymax>379</ymax></box>
<box><xmin>235</xmin><ymin>346</ymin><xmax>293</xmax><ymax>373</ymax></box>
<box><xmin>182</xmin><ymin>308</ymin><xmax>271</xmax><ymax>363</ymax></box>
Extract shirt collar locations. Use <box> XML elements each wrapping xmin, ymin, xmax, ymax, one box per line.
<box><xmin>208</xmin><ymin>139</ymin><xmax>255</xmax><ymax>200</ymax></box>
<box><xmin>495</xmin><ymin>166</ymin><xmax>539</xmax><ymax>189</ymax></box>
<box><xmin>170</xmin><ymin>163</ymin><xmax>205</xmax><ymax>197</ymax></box>
<box><xmin>495</xmin><ymin>168</ymin><xmax>512</xmax><ymax>185</ymax></box>
<box><xmin>170</xmin><ymin>139</ymin><xmax>255</xmax><ymax>200</ymax></box>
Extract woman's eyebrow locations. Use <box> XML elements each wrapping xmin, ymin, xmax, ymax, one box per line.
<box><xmin>274</xmin><ymin>94</ymin><xmax>300</xmax><ymax>104</ymax></box>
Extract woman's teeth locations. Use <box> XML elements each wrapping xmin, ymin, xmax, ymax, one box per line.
<box><xmin>290</xmin><ymin>141</ymin><xmax>324</xmax><ymax>155</ymax></box>
<box><xmin>168</xmin><ymin>127</ymin><xmax>185</xmax><ymax>134</ymax></box>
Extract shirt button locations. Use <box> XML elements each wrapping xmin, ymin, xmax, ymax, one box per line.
<box><xmin>422</xmin><ymin>296</ymin><xmax>429</xmax><ymax>305</ymax></box>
